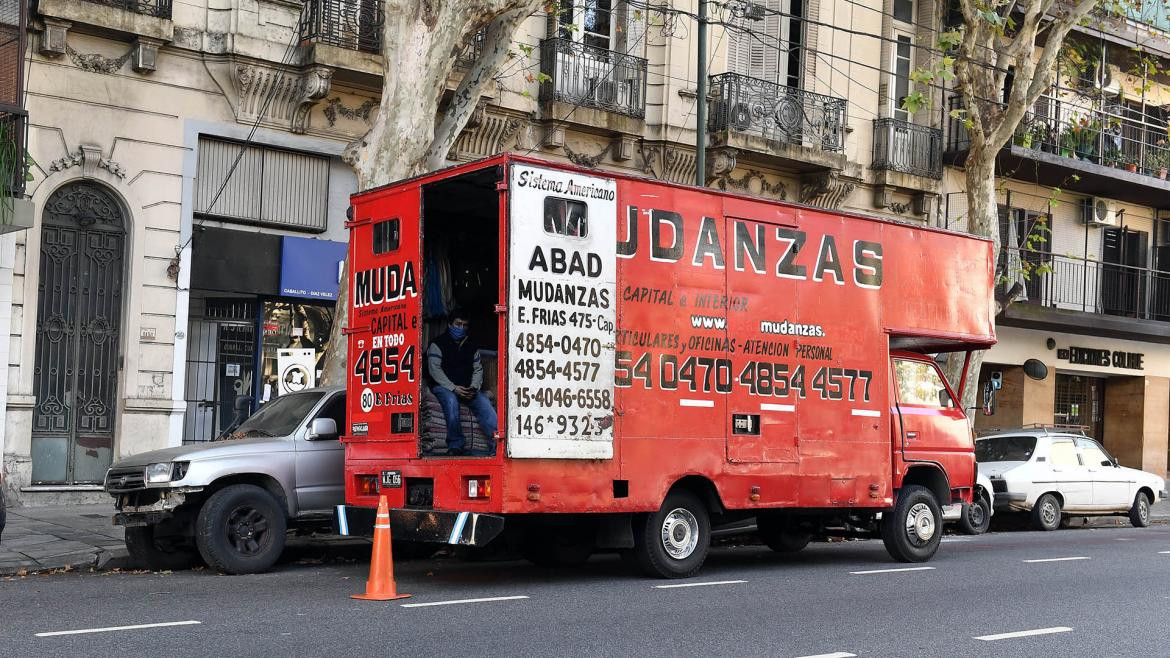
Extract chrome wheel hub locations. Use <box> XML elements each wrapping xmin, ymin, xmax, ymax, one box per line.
<box><xmin>660</xmin><ymin>508</ymin><xmax>699</xmax><ymax>560</ymax></box>
<box><xmin>905</xmin><ymin>502</ymin><xmax>936</xmax><ymax>545</ymax></box>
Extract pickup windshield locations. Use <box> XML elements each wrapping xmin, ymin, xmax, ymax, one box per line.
<box><xmin>976</xmin><ymin>435</ymin><xmax>1037</xmax><ymax>463</ymax></box>
<box><xmin>235</xmin><ymin>392</ymin><xmax>325</xmax><ymax>437</ymax></box>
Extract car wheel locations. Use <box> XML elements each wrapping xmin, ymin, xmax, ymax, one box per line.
<box><xmin>195</xmin><ymin>484</ymin><xmax>287</xmax><ymax>574</ymax></box>
<box><xmin>630</xmin><ymin>490</ymin><xmax>710</xmax><ymax>578</ymax></box>
<box><xmin>1031</xmin><ymin>493</ymin><xmax>1062</xmax><ymax>531</ymax></box>
<box><xmin>881</xmin><ymin>485</ymin><xmax>942</xmax><ymax>563</ymax></box>
<box><xmin>1129</xmin><ymin>492</ymin><xmax>1151</xmax><ymax>528</ymax></box>
<box><xmin>124</xmin><ymin>525</ymin><xmax>199</xmax><ymax>571</ymax></box>
<box><xmin>958</xmin><ymin>493</ymin><xmax>992</xmax><ymax>535</ymax></box>
<box><xmin>757</xmin><ymin>514</ymin><xmax>812</xmax><ymax>553</ymax></box>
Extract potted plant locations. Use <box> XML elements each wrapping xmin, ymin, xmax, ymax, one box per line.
<box><xmin>1150</xmin><ymin>140</ymin><xmax>1169</xmax><ymax>179</ymax></box>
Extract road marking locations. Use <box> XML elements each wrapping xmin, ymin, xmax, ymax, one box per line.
<box><xmin>851</xmin><ymin>409</ymin><xmax>880</xmax><ymax>417</ymax></box>
<box><xmin>796</xmin><ymin>653</ymin><xmax>856</xmax><ymax>658</ymax></box>
<box><xmin>36</xmin><ymin>621</ymin><xmax>202</xmax><ymax>637</ymax></box>
<box><xmin>1159</xmin><ymin>551</ymin><xmax>1170</xmax><ymax>554</ymax></box>
<box><xmin>400</xmin><ymin>595</ymin><xmax>529</xmax><ymax>608</ymax></box>
<box><xmin>849</xmin><ymin>566</ymin><xmax>935</xmax><ymax>575</ymax></box>
<box><xmin>1113</xmin><ymin>538</ymin><xmax>1135</xmax><ymax>541</ymax></box>
<box><xmin>760</xmin><ymin>403</ymin><xmax>795</xmax><ymax>412</ymax></box>
<box><xmin>941</xmin><ymin>536</ymin><xmax>972</xmax><ymax>543</ymax></box>
<box><xmin>654</xmin><ymin>579</ymin><xmax>747</xmax><ymax>589</ymax></box>
<box><xmin>974</xmin><ymin>627</ymin><xmax>1073</xmax><ymax>642</ymax></box>
<box><xmin>679</xmin><ymin>399</ymin><xmax>714</xmax><ymax>408</ymax></box>
<box><xmin>1023</xmin><ymin>557</ymin><xmax>1090</xmax><ymax>563</ymax></box>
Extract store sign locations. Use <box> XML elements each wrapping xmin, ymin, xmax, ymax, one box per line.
<box><xmin>280</xmin><ymin>237</ymin><xmax>347</xmax><ymax>300</ymax></box>
<box><xmin>1056</xmin><ymin>346</ymin><xmax>1144</xmax><ymax>370</ymax></box>
<box><xmin>277</xmin><ymin>348</ymin><xmax>317</xmax><ymax>394</ymax></box>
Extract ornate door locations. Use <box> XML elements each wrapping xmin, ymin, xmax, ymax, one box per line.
<box><xmin>31</xmin><ymin>182</ymin><xmax>126</xmax><ymax>484</ymax></box>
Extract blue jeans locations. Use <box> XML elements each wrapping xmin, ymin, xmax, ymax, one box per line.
<box><xmin>432</xmin><ymin>386</ymin><xmax>497</xmax><ymax>455</ymax></box>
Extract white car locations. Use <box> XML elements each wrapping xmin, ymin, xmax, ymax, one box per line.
<box><xmin>976</xmin><ymin>428</ymin><xmax>1168</xmax><ymax>531</ymax></box>
<box><xmin>941</xmin><ymin>471</ymin><xmax>995</xmax><ymax>535</ymax></box>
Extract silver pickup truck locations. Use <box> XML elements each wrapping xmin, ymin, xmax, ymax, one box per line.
<box><xmin>104</xmin><ymin>388</ymin><xmax>344</xmax><ymax>574</ymax></box>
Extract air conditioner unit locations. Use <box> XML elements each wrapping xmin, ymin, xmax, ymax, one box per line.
<box><xmin>1082</xmin><ymin>197</ymin><xmax>1119</xmax><ymax>227</ymax></box>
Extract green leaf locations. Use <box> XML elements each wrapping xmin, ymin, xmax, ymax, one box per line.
<box><xmin>536</xmin><ymin>72</ymin><xmax>551</xmax><ymax>83</ymax></box>
<box><xmin>938</xmin><ymin>29</ymin><xmax>963</xmax><ymax>51</ymax></box>
<box><xmin>902</xmin><ymin>91</ymin><xmax>927</xmax><ymax>114</ymax></box>
<box><xmin>517</xmin><ymin>43</ymin><xmax>533</xmax><ymax>57</ymax></box>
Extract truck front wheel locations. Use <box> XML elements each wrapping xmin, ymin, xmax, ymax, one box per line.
<box><xmin>631</xmin><ymin>490</ymin><xmax>710</xmax><ymax>578</ymax></box>
<box><xmin>195</xmin><ymin>484</ymin><xmax>287</xmax><ymax>574</ymax></box>
<box><xmin>124</xmin><ymin>525</ymin><xmax>199</xmax><ymax>571</ymax></box>
<box><xmin>880</xmin><ymin>485</ymin><xmax>942</xmax><ymax>563</ymax></box>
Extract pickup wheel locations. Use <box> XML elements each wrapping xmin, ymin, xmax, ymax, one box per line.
<box><xmin>195</xmin><ymin>484</ymin><xmax>287</xmax><ymax>574</ymax></box>
<box><xmin>1129</xmin><ymin>492</ymin><xmax>1151</xmax><ymax>528</ymax></box>
<box><xmin>1031</xmin><ymin>493</ymin><xmax>1062</xmax><ymax>531</ymax></box>
<box><xmin>958</xmin><ymin>492</ymin><xmax>992</xmax><ymax>535</ymax></box>
<box><xmin>631</xmin><ymin>490</ymin><xmax>710</xmax><ymax>578</ymax></box>
<box><xmin>881</xmin><ymin>485</ymin><xmax>942</xmax><ymax>563</ymax></box>
<box><xmin>757</xmin><ymin>514</ymin><xmax>812</xmax><ymax>553</ymax></box>
<box><xmin>124</xmin><ymin>525</ymin><xmax>199</xmax><ymax>571</ymax></box>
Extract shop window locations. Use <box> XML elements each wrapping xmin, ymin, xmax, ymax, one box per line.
<box><xmin>1054</xmin><ymin>374</ymin><xmax>1104</xmax><ymax>438</ymax></box>
<box><xmin>373</xmin><ymin>218</ymin><xmax>400</xmax><ymax>254</ymax></box>
<box><xmin>259</xmin><ymin>301</ymin><xmax>335</xmax><ymax>404</ymax></box>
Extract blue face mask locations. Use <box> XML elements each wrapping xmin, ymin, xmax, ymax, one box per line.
<box><xmin>449</xmin><ymin>325</ymin><xmax>467</xmax><ymax>340</ymax></box>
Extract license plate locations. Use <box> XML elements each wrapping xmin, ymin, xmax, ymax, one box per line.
<box><xmin>381</xmin><ymin>470</ymin><xmax>402</xmax><ymax>488</ymax></box>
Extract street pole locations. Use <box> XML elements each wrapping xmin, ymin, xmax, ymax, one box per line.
<box><xmin>695</xmin><ymin>0</ymin><xmax>707</xmax><ymax>187</ymax></box>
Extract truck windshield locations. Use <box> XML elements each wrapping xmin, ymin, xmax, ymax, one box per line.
<box><xmin>235</xmin><ymin>392</ymin><xmax>325</xmax><ymax>437</ymax></box>
<box><xmin>975</xmin><ymin>436</ymin><xmax>1037</xmax><ymax>462</ymax></box>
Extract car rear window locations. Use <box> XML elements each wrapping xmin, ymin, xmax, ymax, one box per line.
<box><xmin>976</xmin><ymin>435</ymin><xmax>1037</xmax><ymax>462</ymax></box>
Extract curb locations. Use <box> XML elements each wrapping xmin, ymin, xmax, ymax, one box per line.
<box><xmin>0</xmin><ymin>546</ymin><xmax>130</xmax><ymax>577</ymax></box>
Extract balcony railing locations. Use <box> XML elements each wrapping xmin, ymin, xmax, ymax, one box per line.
<box><xmin>872</xmin><ymin>118</ymin><xmax>942</xmax><ymax>179</ymax></box>
<box><xmin>1002</xmin><ymin>247</ymin><xmax>1170</xmax><ymax>322</ymax></box>
<box><xmin>946</xmin><ymin>93</ymin><xmax>1170</xmax><ymax>182</ymax></box>
<box><xmin>80</xmin><ymin>0</ymin><xmax>171</xmax><ymax>19</ymax></box>
<box><xmin>1</xmin><ymin>108</ymin><xmax>27</xmax><ymax>201</ymax></box>
<box><xmin>299</xmin><ymin>0</ymin><xmax>383</xmax><ymax>54</ymax></box>
<box><xmin>539</xmin><ymin>38</ymin><xmax>647</xmax><ymax>119</ymax></box>
<box><xmin>455</xmin><ymin>29</ymin><xmax>485</xmax><ymax>68</ymax></box>
<box><xmin>708</xmin><ymin>72</ymin><xmax>847</xmax><ymax>152</ymax></box>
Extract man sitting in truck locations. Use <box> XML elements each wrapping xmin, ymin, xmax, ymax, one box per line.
<box><xmin>427</xmin><ymin>310</ymin><xmax>497</xmax><ymax>456</ymax></box>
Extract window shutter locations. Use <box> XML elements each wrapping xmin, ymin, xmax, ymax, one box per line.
<box><xmin>260</xmin><ymin>148</ymin><xmax>329</xmax><ymax>231</ymax></box>
<box><xmin>195</xmin><ymin>137</ymin><xmax>263</xmax><ymax>221</ymax></box>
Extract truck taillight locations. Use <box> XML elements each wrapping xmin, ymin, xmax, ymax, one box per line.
<box><xmin>356</xmin><ymin>474</ymin><xmax>379</xmax><ymax>496</ymax></box>
<box><xmin>465</xmin><ymin>477</ymin><xmax>491</xmax><ymax>500</ymax></box>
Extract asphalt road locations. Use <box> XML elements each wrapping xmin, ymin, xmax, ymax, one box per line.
<box><xmin>2</xmin><ymin>524</ymin><xmax>1168</xmax><ymax>658</ymax></box>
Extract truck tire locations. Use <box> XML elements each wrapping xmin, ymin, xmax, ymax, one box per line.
<box><xmin>1031</xmin><ymin>493</ymin><xmax>1062</xmax><ymax>531</ymax></box>
<box><xmin>195</xmin><ymin>484</ymin><xmax>287</xmax><ymax>574</ymax></box>
<box><xmin>757</xmin><ymin>514</ymin><xmax>811</xmax><ymax>553</ymax></box>
<box><xmin>1129</xmin><ymin>492</ymin><xmax>1151</xmax><ymax>528</ymax></box>
<box><xmin>958</xmin><ymin>492</ymin><xmax>992</xmax><ymax>536</ymax></box>
<box><xmin>881</xmin><ymin>485</ymin><xmax>942</xmax><ymax>563</ymax></box>
<box><xmin>124</xmin><ymin>525</ymin><xmax>199</xmax><ymax>571</ymax></box>
<box><xmin>631</xmin><ymin>490</ymin><xmax>710</xmax><ymax>578</ymax></box>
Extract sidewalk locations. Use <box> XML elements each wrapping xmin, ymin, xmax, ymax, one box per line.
<box><xmin>0</xmin><ymin>504</ymin><xmax>128</xmax><ymax>576</ymax></box>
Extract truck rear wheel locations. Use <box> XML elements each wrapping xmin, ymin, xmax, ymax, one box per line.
<box><xmin>195</xmin><ymin>484</ymin><xmax>287</xmax><ymax>574</ymax></box>
<box><xmin>757</xmin><ymin>514</ymin><xmax>811</xmax><ymax>553</ymax></box>
<box><xmin>631</xmin><ymin>490</ymin><xmax>710</xmax><ymax>578</ymax></box>
<box><xmin>881</xmin><ymin>485</ymin><xmax>942</xmax><ymax>563</ymax></box>
<box><xmin>124</xmin><ymin>525</ymin><xmax>199</xmax><ymax>571</ymax></box>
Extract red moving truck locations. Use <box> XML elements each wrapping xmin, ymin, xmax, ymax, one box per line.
<box><xmin>338</xmin><ymin>155</ymin><xmax>995</xmax><ymax>578</ymax></box>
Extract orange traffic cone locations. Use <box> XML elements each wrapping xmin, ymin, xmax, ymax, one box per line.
<box><xmin>351</xmin><ymin>495</ymin><xmax>411</xmax><ymax>601</ymax></box>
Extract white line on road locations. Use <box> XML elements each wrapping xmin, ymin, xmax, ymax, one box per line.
<box><xmin>400</xmin><ymin>596</ymin><xmax>529</xmax><ymax>608</ymax></box>
<box><xmin>654</xmin><ymin>580</ymin><xmax>747</xmax><ymax>589</ymax></box>
<box><xmin>36</xmin><ymin>621</ymin><xmax>202</xmax><ymax>637</ymax></box>
<box><xmin>1159</xmin><ymin>551</ymin><xmax>1170</xmax><ymax>554</ymax></box>
<box><xmin>796</xmin><ymin>652</ymin><xmax>857</xmax><ymax>658</ymax></box>
<box><xmin>1022</xmin><ymin>557</ymin><xmax>1090</xmax><ymax>563</ymax></box>
<box><xmin>1113</xmin><ymin>538</ymin><xmax>1135</xmax><ymax>541</ymax></box>
<box><xmin>849</xmin><ymin>566</ymin><xmax>935</xmax><ymax>575</ymax></box>
<box><xmin>974</xmin><ymin>627</ymin><xmax>1073</xmax><ymax>641</ymax></box>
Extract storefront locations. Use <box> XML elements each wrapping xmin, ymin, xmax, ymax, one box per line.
<box><xmin>975</xmin><ymin>325</ymin><xmax>1170</xmax><ymax>477</ymax></box>
<box><xmin>183</xmin><ymin>227</ymin><xmax>346</xmax><ymax>442</ymax></box>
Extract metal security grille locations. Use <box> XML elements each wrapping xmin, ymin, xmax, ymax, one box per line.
<box><xmin>194</xmin><ymin>137</ymin><xmax>330</xmax><ymax>232</ymax></box>
<box><xmin>298</xmin><ymin>0</ymin><xmax>383</xmax><ymax>53</ymax></box>
<box><xmin>31</xmin><ymin>182</ymin><xmax>126</xmax><ymax>484</ymax></box>
<box><xmin>1054</xmin><ymin>374</ymin><xmax>1105</xmax><ymax>439</ymax></box>
<box><xmin>183</xmin><ymin>299</ymin><xmax>256</xmax><ymax>443</ymax></box>
<box><xmin>80</xmin><ymin>0</ymin><xmax>172</xmax><ymax>18</ymax></box>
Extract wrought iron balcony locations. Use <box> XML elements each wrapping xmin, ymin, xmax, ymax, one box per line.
<box><xmin>80</xmin><ymin>0</ymin><xmax>171</xmax><ymax>19</ymax></box>
<box><xmin>299</xmin><ymin>0</ymin><xmax>383</xmax><ymax>54</ymax></box>
<box><xmin>1</xmin><ymin>108</ymin><xmax>27</xmax><ymax>200</ymax></box>
<box><xmin>455</xmin><ymin>29</ymin><xmax>485</xmax><ymax>68</ymax></box>
<box><xmin>871</xmin><ymin>118</ymin><xmax>942</xmax><ymax>179</ymax></box>
<box><xmin>708</xmin><ymin>72</ymin><xmax>847</xmax><ymax>152</ymax></box>
<box><xmin>1002</xmin><ymin>247</ymin><xmax>1170</xmax><ymax>322</ymax></box>
<box><xmin>538</xmin><ymin>38</ymin><xmax>647</xmax><ymax>119</ymax></box>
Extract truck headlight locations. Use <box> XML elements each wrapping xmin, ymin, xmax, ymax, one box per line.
<box><xmin>145</xmin><ymin>462</ymin><xmax>189</xmax><ymax>484</ymax></box>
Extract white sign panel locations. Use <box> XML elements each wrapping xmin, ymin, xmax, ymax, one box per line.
<box><xmin>507</xmin><ymin>164</ymin><xmax>617</xmax><ymax>459</ymax></box>
<box><xmin>277</xmin><ymin>348</ymin><xmax>317</xmax><ymax>395</ymax></box>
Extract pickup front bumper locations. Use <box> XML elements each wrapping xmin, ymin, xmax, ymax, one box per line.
<box><xmin>334</xmin><ymin>505</ymin><xmax>504</xmax><ymax>547</ymax></box>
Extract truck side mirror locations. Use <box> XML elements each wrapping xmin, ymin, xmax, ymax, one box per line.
<box><xmin>981</xmin><ymin>380</ymin><xmax>997</xmax><ymax>416</ymax></box>
<box><xmin>308</xmin><ymin>418</ymin><xmax>339</xmax><ymax>440</ymax></box>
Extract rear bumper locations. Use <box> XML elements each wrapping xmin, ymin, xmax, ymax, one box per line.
<box><xmin>334</xmin><ymin>505</ymin><xmax>505</xmax><ymax>547</ymax></box>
